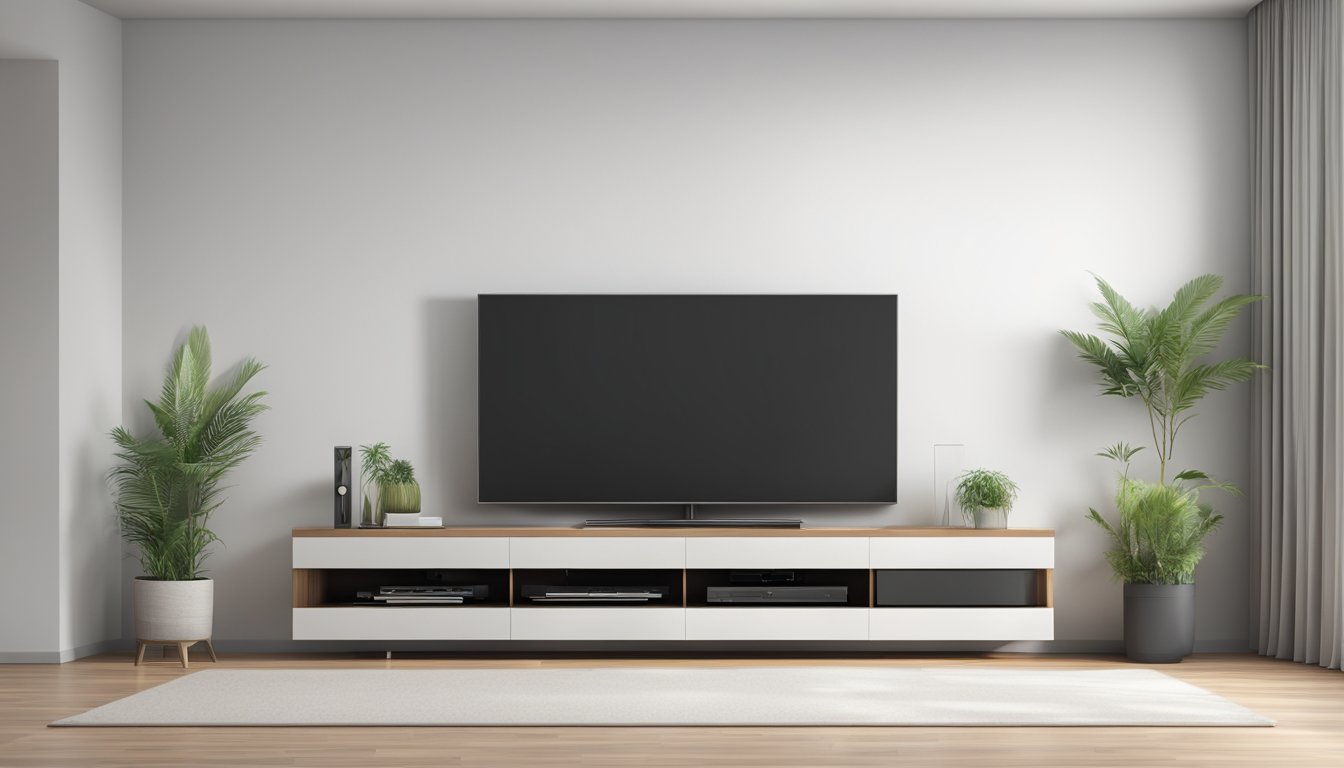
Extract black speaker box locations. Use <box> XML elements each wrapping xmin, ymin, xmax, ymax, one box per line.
<box><xmin>334</xmin><ymin>446</ymin><xmax>353</xmax><ymax>528</ymax></box>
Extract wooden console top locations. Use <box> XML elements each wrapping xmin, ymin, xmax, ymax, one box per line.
<box><xmin>293</xmin><ymin>526</ymin><xmax>1054</xmax><ymax>538</ymax></box>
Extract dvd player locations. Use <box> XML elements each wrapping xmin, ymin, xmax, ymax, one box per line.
<box><xmin>706</xmin><ymin>586</ymin><xmax>848</xmax><ymax>604</ymax></box>
<box><xmin>521</xmin><ymin>585</ymin><xmax>669</xmax><ymax>603</ymax></box>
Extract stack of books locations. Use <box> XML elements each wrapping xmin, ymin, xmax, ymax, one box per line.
<box><xmin>382</xmin><ymin>514</ymin><xmax>444</xmax><ymax>528</ymax></box>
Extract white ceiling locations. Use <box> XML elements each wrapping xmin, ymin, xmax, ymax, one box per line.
<box><xmin>79</xmin><ymin>0</ymin><xmax>1258</xmax><ymax>20</ymax></box>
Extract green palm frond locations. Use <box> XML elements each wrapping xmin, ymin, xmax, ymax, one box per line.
<box><xmin>109</xmin><ymin>327</ymin><xmax>266</xmax><ymax>580</ymax></box>
<box><xmin>1182</xmin><ymin>293</ymin><xmax>1262</xmax><ymax>361</ymax></box>
<box><xmin>1062</xmin><ymin>274</ymin><xmax>1264</xmax><ymax>485</ymax></box>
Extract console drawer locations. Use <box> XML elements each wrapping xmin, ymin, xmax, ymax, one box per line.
<box><xmin>685</xmin><ymin>537</ymin><xmax>868</xmax><ymax>569</ymax></box>
<box><xmin>875</xmin><ymin>569</ymin><xmax>1041</xmax><ymax>607</ymax></box>
<box><xmin>869</xmin><ymin>537</ymin><xmax>1053</xmax><ymax>569</ymax></box>
<box><xmin>869</xmin><ymin>607</ymin><xmax>1054</xmax><ymax>640</ymax></box>
<box><xmin>292</xmin><ymin>537</ymin><xmax>509</xmax><ymax>569</ymax></box>
<box><xmin>686</xmin><ymin>608</ymin><xmax>869</xmax><ymax>640</ymax></box>
<box><xmin>509</xmin><ymin>608</ymin><xmax>685</xmax><ymax>640</ymax></box>
<box><xmin>292</xmin><ymin>607</ymin><xmax>510</xmax><ymax>640</ymax></box>
<box><xmin>508</xmin><ymin>537</ymin><xmax>684</xmax><ymax>569</ymax></box>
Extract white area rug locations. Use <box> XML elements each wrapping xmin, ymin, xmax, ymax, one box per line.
<box><xmin>51</xmin><ymin>667</ymin><xmax>1273</xmax><ymax>727</ymax></box>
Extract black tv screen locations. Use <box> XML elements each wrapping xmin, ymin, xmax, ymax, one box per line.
<box><xmin>478</xmin><ymin>294</ymin><xmax>897</xmax><ymax>504</ymax></box>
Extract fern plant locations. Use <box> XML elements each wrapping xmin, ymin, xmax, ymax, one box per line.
<box><xmin>1087</xmin><ymin>445</ymin><xmax>1224</xmax><ymax>584</ymax></box>
<box><xmin>110</xmin><ymin>327</ymin><xmax>267</xmax><ymax>580</ymax></box>
<box><xmin>954</xmin><ymin>469</ymin><xmax>1019</xmax><ymax>513</ymax></box>
<box><xmin>1061</xmin><ymin>274</ymin><xmax>1262</xmax><ymax>485</ymax></box>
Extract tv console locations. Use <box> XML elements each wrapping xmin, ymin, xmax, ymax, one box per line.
<box><xmin>293</xmin><ymin>526</ymin><xmax>1054</xmax><ymax>643</ymax></box>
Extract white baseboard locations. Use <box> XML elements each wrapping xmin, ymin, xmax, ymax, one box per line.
<box><xmin>0</xmin><ymin>639</ymin><xmax>122</xmax><ymax>664</ymax></box>
<box><xmin>0</xmin><ymin>650</ymin><xmax>65</xmax><ymax>663</ymax></box>
<box><xmin>72</xmin><ymin>637</ymin><xmax>1253</xmax><ymax>657</ymax></box>
<box><xmin>204</xmin><ymin>638</ymin><xmax>1201</xmax><ymax>655</ymax></box>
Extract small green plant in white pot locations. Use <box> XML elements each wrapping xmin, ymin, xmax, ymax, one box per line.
<box><xmin>110</xmin><ymin>327</ymin><xmax>266</xmax><ymax>667</ymax></box>
<box><xmin>954</xmin><ymin>469</ymin><xmax>1019</xmax><ymax>529</ymax></box>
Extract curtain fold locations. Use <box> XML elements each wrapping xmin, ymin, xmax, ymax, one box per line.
<box><xmin>1250</xmin><ymin>0</ymin><xmax>1344</xmax><ymax>670</ymax></box>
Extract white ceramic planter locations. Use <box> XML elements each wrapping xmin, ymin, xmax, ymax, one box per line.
<box><xmin>971</xmin><ymin>507</ymin><xmax>1008</xmax><ymax>529</ymax></box>
<box><xmin>134</xmin><ymin>577</ymin><xmax>214</xmax><ymax>641</ymax></box>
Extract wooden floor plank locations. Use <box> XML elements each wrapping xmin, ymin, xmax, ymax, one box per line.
<box><xmin>0</xmin><ymin>653</ymin><xmax>1340</xmax><ymax>767</ymax></box>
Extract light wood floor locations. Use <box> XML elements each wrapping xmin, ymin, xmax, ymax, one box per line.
<box><xmin>0</xmin><ymin>652</ymin><xmax>1340</xmax><ymax>767</ymax></box>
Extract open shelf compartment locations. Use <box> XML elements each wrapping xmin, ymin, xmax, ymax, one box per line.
<box><xmin>292</xmin><ymin>568</ymin><xmax>511</xmax><ymax>608</ymax></box>
<box><xmin>685</xmin><ymin>569</ymin><xmax>870</xmax><ymax>607</ymax></box>
<box><xmin>511</xmin><ymin>568</ymin><xmax>684</xmax><ymax>607</ymax></box>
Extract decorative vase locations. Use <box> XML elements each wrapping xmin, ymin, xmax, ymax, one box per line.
<box><xmin>970</xmin><ymin>507</ymin><xmax>1007</xmax><ymax>529</ymax></box>
<box><xmin>362</xmin><ymin>485</ymin><xmax>381</xmax><ymax>526</ymax></box>
<box><xmin>379</xmin><ymin>480</ymin><xmax>421</xmax><ymax>516</ymax></box>
<box><xmin>1123</xmin><ymin>583</ymin><xmax>1195</xmax><ymax>663</ymax></box>
<box><xmin>134</xmin><ymin>577</ymin><xmax>213</xmax><ymax>641</ymax></box>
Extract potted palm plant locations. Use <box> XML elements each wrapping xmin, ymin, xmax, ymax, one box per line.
<box><xmin>1062</xmin><ymin>274</ymin><xmax>1262</xmax><ymax>662</ymax></box>
<box><xmin>954</xmin><ymin>469</ymin><xmax>1019</xmax><ymax>529</ymax></box>
<box><xmin>110</xmin><ymin>327</ymin><xmax>267</xmax><ymax>666</ymax></box>
<box><xmin>1088</xmin><ymin>445</ymin><xmax>1224</xmax><ymax>662</ymax></box>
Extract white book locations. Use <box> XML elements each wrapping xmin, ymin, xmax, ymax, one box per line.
<box><xmin>383</xmin><ymin>512</ymin><xmax>422</xmax><ymax>527</ymax></box>
<box><xmin>418</xmin><ymin>516</ymin><xmax>443</xmax><ymax>527</ymax></box>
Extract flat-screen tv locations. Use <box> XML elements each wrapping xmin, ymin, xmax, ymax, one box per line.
<box><xmin>478</xmin><ymin>294</ymin><xmax>897</xmax><ymax>505</ymax></box>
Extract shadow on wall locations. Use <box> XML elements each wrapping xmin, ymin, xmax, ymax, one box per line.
<box><xmin>420</xmin><ymin>296</ymin><xmax>637</xmax><ymax>526</ymax></box>
<box><xmin>71</xmin><ymin>428</ymin><xmax>121</xmax><ymax>651</ymax></box>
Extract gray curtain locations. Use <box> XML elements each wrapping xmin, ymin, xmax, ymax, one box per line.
<box><xmin>1250</xmin><ymin>0</ymin><xmax>1344</xmax><ymax>670</ymax></box>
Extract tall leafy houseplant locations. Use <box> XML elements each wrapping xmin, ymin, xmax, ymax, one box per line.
<box><xmin>110</xmin><ymin>327</ymin><xmax>266</xmax><ymax>663</ymax></box>
<box><xmin>1062</xmin><ymin>275</ymin><xmax>1262</xmax><ymax>662</ymax></box>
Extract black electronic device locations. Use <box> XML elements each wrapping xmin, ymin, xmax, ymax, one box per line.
<box><xmin>334</xmin><ymin>446</ymin><xmax>352</xmax><ymax>528</ymax></box>
<box><xmin>728</xmin><ymin>570</ymin><xmax>799</xmax><ymax>584</ymax></box>
<box><xmin>521</xmin><ymin>584</ymin><xmax>669</xmax><ymax>603</ymax></box>
<box><xmin>582</xmin><ymin>514</ymin><xmax>802</xmax><ymax>529</ymax></box>
<box><xmin>478</xmin><ymin>294</ymin><xmax>898</xmax><ymax>527</ymax></box>
<box><xmin>379</xmin><ymin>585</ymin><xmax>489</xmax><ymax>599</ymax></box>
<box><xmin>875</xmin><ymin>570</ymin><xmax>1038</xmax><ymax>607</ymax></box>
<box><xmin>356</xmin><ymin>585</ymin><xmax>490</xmax><ymax>605</ymax></box>
<box><xmin>706</xmin><ymin>586</ymin><xmax>848</xmax><ymax>604</ymax></box>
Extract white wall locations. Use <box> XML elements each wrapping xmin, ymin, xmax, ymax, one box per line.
<box><xmin>0</xmin><ymin>60</ymin><xmax>60</xmax><ymax>659</ymax></box>
<box><xmin>123</xmin><ymin>19</ymin><xmax>1251</xmax><ymax>651</ymax></box>
<box><xmin>0</xmin><ymin>0</ymin><xmax>123</xmax><ymax>661</ymax></box>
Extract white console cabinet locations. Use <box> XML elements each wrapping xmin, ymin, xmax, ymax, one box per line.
<box><xmin>292</xmin><ymin>527</ymin><xmax>1054</xmax><ymax>643</ymax></box>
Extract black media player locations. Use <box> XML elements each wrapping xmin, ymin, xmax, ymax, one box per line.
<box><xmin>705</xmin><ymin>586</ymin><xmax>848</xmax><ymax>604</ymax></box>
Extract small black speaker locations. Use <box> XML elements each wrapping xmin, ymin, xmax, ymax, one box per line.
<box><xmin>334</xmin><ymin>446</ymin><xmax>352</xmax><ymax>528</ymax></box>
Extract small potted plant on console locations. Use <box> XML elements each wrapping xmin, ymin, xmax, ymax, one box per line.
<box><xmin>954</xmin><ymin>469</ymin><xmax>1019</xmax><ymax>529</ymax></box>
<box><xmin>359</xmin><ymin>442</ymin><xmax>421</xmax><ymax>526</ymax></box>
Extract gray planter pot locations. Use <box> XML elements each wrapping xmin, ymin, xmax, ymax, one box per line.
<box><xmin>1123</xmin><ymin>583</ymin><xmax>1194</xmax><ymax>663</ymax></box>
<box><xmin>134</xmin><ymin>577</ymin><xmax>214</xmax><ymax>642</ymax></box>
